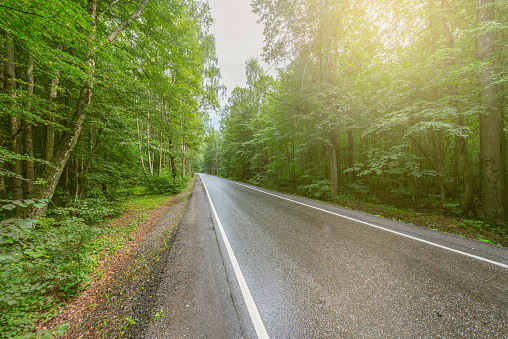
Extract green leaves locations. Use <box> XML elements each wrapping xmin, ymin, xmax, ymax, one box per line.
<box><xmin>1</xmin><ymin>199</ymin><xmax>49</xmax><ymax>211</ymax></box>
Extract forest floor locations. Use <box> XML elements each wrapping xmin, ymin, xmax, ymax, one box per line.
<box><xmin>272</xmin><ymin>185</ymin><xmax>508</xmax><ymax>248</ymax></box>
<box><xmin>34</xmin><ymin>181</ymin><xmax>193</xmax><ymax>338</ymax></box>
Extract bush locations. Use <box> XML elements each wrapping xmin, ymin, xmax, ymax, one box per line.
<box><xmin>298</xmin><ymin>180</ymin><xmax>331</xmax><ymax>200</ymax></box>
<box><xmin>0</xmin><ymin>202</ymin><xmax>102</xmax><ymax>338</ymax></box>
<box><xmin>144</xmin><ymin>174</ymin><xmax>187</xmax><ymax>195</ymax></box>
<box><xmin>71</xmin><ymin>197</ymin><xmax>122</xmax><ymax>224</ymax></box>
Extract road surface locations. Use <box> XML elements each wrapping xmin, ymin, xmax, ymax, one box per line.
<box><xmin>147</xmin><ymin>174</ymin><xmax>508</xmax><ymax>338</ymax></box>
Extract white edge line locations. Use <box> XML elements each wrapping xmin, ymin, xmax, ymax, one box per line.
<box><xmin>229</xmin><ymin>180</ymin><xmax>508</xmax><ymax>270</ymax></box>
<box><xmin>200</xmin><ymin>176</ymin><xmax>270</xmax><ymax>339</ymax></box>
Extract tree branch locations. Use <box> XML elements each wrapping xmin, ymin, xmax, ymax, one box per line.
<box><xmin>262</xmin><ymin>90</ymin><xmax>311</xmax><ymax>114</ymax></box>
<box><xmin>106</xmin><ymin>0</ymin><xmax>150</xmax><ymax>43</ymax></box>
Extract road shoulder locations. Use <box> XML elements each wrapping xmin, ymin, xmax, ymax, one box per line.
<box><xmin>142</xmin><ymin>175</ymin><xmax>243</xmax><ymax>338</ymax></box>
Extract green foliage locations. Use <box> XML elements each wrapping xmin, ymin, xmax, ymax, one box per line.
<box><xmin>70</xmin><ymin>197</ymin><xmax>122</xmax><ymax>225</ymax></box>
<box><xmin>121</xmin><ymin>316</ymin><xmax>139</xmax><ymax>332</ymax></box>
<box><xmin>0</xmin><ymin>208</ymin><xmax>101</xmax><ymax>338</ymax></box>
<box><xmin>144</xmin><ymin>174</ymin><xmax>188</xmax><ymax>195</ymax></box>
<box><xmin>298</xmin><ymin>180</ymin><xmax>332</xmax><ymax>200</ymax></box>
<box><xmin>0</xmin><ymin>199</ymin><xmax>49</xmax><ymax>244</ymax></box>
<box><xmin>120</xmin><ymin>192</ymin><xmax>171</xmax><ymax>212</ymax></box>
<box><xmin>154</xmin><ymin>308</ymin><xmax>165</xmax><ymax>321</ymax></box>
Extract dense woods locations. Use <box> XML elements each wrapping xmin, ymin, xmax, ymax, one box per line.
<box><xmin>0</xmin><ymin>0</ymin><xmax>218</xmax><ymax>336</ymax></box>
<box><xmin>203</xmin><ymin>0</ymin><xmax>508</xmax><ymax>227</ymax></box>
<box><xmin>0</xmin><ymin>0</ymin><xmax>219</xmax><ymax>210</ymax></box>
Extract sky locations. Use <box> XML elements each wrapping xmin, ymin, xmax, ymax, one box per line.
<box><xmin>207</xmin><ymin>0</ymin><xmax>266</xmax><ymax>127</ymax></box>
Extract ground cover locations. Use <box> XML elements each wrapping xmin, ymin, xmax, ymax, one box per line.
<box><xmin>0</xmin><ymin>179</ymin><xmax>192</xmax><ymax>339</ymax></box>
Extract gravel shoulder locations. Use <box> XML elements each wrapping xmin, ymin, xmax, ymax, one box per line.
<box><xmin>141</xmin><ymin>174</ymin><xmax>243</xmax><ymax>338</ymax></box>
<box><xmin>43</xmin><ymin>183</ymin><xmax>191</xmax><ymax>338</ymax></box>
<box><xmin>46</xmin><ymin>176</ymin><xmax>242</xmax><ymax>338</ymax></box>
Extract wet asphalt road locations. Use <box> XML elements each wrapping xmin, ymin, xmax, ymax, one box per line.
<box><xmin>197</xmin><ymin>174</ymin><xmax>508</xmax><ymax>338</ymax></box>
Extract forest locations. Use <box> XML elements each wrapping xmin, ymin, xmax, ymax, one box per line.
<box><xmin>202</xmin><ymin>0</ymin><xmax>508</xmax><ymax>230</ymax></box>
<box><xmin>0</xmin><ymin>0</ymin><xmax>219</xmax><ymax>336</ymax></box>
<box><xmin>1</xmin><ymin>0</ymin><xmax>508</xmax><ymax>336</ymax></box>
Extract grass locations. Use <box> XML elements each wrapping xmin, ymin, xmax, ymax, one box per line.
<box><xmin>121</xmin><ymin>194</ymin><xmax>171</xmax><ymax>212</ymax></box>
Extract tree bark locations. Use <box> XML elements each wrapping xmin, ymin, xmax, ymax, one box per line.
<box><xmin>168</xmin><ymin>137</ymin><xmax>177</xmax><ymax>179</ymax></box>
<box><xmin>136</xmin><ymin>118</ymin><xmax>147</xmax><ymax>175</ymax></box>
<box><xmin>347</xmin><ymin>129</ymin><xmax>355</xmax><ymax>183</ymax></box>
<box><xmin>0</xmin><ymin>33</ymin><xmax>4</xmax><ymax>94</ymax></box>
<box><xmin>106</xmin><ymin>0</ymin><xmax>150</xmax><ymax>43</ymax></box>
<box><xmin>78</xmin><ymin>129</ymin><xmax>102</xmax><ymax>199</ymax></box>
<box><xmin>329</xmin><ymin>129</ymin><xmax>340</xmax><ymax>197</ymax></box>
<box><xmin>500</xmin><ymin>100</ymin><xmax>508</xmax><ymax>215</ymax></box>
<box><xmin>457</xmin><ymin>130</ymin><xmax>478</xmax><ymax>218</ymax></box>
<box><xmin>0</xmin><ymin>35</ymin><xmax>5</xmax><ymax>198</ymax></box>
<box><xmin>478</xmin><ymin>0</ymin><xmax>505</xmax><ymax>222</ymax></box>
<box><xmin>44</xmin><ymin>71</ymin><xmax>60</xmax><ymax>163</ymax></box>
<box><xmin>147</xmin><ymin>111</ymin><xmax>154</xmax><ymax>176</ymax></box>
<box><xmin>437</xmin><ymin>130</ymin><xmax>445</xmax><ymax>205</ymax></box>
<box><xmin>158</xmin><ymin>131</ymin><xmax>163</xmax><ymax>177</ymax></box>
<box><xmin>23</xmin><ymin>54</ymin><xmax>35</xmax><ymax>197</ymax></box>
<box><xmin>5</xmin><ymin>34</ymin><xmax>23</xmax><ymax>200</ymax></box>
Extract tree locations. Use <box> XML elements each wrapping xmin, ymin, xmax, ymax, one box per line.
<box><xmin>478</xmin><ymin>0</ymin><xmax>505</xmax><ymax>223</ymax></box>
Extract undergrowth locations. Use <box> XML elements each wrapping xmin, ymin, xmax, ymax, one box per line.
<box><xmin>0</xmin><ymin>176</ymin><xmax>189</xmax><ymax>338</ymax></box>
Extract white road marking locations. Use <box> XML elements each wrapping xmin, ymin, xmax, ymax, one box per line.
<box><xmin>201</xmin><ymin>176</ymin><xmax>270</xmax><ymax>339</ymax></box>
<box><xmin>229</xmin><ymin>180</ymin><xmax>508</xmax><ymax>270</ymax></box>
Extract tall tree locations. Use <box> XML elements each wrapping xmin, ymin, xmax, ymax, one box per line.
<box><xmin>478</xmin><ymin>0</ymin><xmax>505</xmax><ymax>223</ymax></box>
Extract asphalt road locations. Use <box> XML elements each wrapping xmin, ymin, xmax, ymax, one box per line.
<box><xmin>148</xmin><ymin>174</ymin><xmax>508</xmax><ymax>338</ymax></box>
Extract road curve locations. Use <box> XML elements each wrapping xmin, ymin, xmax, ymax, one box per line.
<box><xmin>199</xmin><ymin>174</ymin><xmax>508</xmax><ymax>338</ymax></box>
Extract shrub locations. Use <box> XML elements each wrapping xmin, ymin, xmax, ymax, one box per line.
<box><xmin>144</xmin><ymin>174</ymin><xmax>187</xmax><ymax>195</ymax></box>
<box><xmin>0</xmin><ymin>201</ymin><xmax>102</xmax><ymax>338</ymax></box>
<box><xmin>298</xmin><ymin>180</ymin><xmax>331</xmax><ymax>200</ymax></box>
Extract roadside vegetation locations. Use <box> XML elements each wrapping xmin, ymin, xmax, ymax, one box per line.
<box><xmin>0</xmin><ymin>177</ymin><xmax>189</xmax><ymax>339</ymax></box>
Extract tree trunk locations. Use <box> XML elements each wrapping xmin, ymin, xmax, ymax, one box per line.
<box><xmin>44</xmin><ymin>72</ymin><xmax>60</xmax><ymax>163</ymax></box>
<box><xmin>73</xmin><ymin>158</ymin><xmax>80</xmax><ymax>201</ymax></box>
<box><xmin>437</xmin><ymin>130</ymin><xmax>445</xmax><ymax>205</ymax></box>
<box><xmin>146</xmin><ymin>110</ymin><xmax>154</xmax><ymax>176</ymax></box>
<box><xmin>478</xmin><ymin>0</ymin><xmax>505</xmax><ymax>222</ymax></box>
<box><xmin>0</xmin><ymin>34</ymin><xmax>5</xmax><ymax>198</ymax></box>
<box><xmin>136</xmin><ymin>118</ymin><xmax>147</xmax><ymax>175</ymax></box>
<box><xmin>78</xmin><ymin>129</ymin><xmax>102</xmax><ymax>199</ymax></box>
<box><xmin>158</xmin><ymin>131</ymin><xmax>163</xmax><ymax>177</ymax></box>
<box><xmin>23</xmin><ymin>54</ymin><xmax>35</xmax><ymax>197</ymax></box>
<box><xmin>181</xmin><ymin>143</ymin><xmax>186</xmax><ymax>177</ymax></box>
<box><xmin>168</xmin><ymin>138</ymin><xmax>177</xmax><ymax>179</ymax></box>
<box><xmin>457</xmin><ymin>133</ymin><xmax>478</xmax><ymax>218</ymax></box>
<box><xmin>5</xmin><ymin>34</ymin><xmax>23</xmax><ymax>201</ymax></box>
<box><xmin>441</xmin><ymin>0</ymin><xmax>477</xmax><ymax>216</ymax></box>
<box><xmin>329</xmin><ymin>130</ymin><xmax>340</xmax><ymax>197</ymax></box>
<box><xmin>0</xmin><ymin>160</ymin><xmax>6</xmax><ymax>199</ymax></box>
<box><xmin>329</xmin><ymin>145</ymin><xmax>338</xmax><ymax>197</ymax></box>
<box><xmin>347</xmin><ymin>130</ymin><xmax>355</xmax><ymax>183</ymax></box>
<box><xmin>0</xmin><ymin>33</ymin><xmax>4</xmax><ymax>94</ymax></box>
<box><xmin>500</xmin><ymin>101</ymin><xmax>508</xmax><ymax>215</ymax></box>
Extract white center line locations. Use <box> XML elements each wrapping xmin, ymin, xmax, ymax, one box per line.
<box><xmin>201</xmin><ymin>176</ymin><xmax>270</xmax><ymax>339</ymax></box>
<box><xmin>230</xmin><ymin>180</ymin><xmax>508</xmax><ymax>270</ymax></box>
